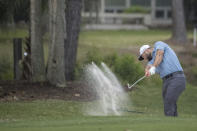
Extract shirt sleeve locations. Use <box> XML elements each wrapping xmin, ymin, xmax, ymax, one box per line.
<box><xmin>148</xmin><ymin>41</ymin><xmax>165</xmax><ymax>65</ymax></box>
<box><xmin>155</xmin><ymin>41</ymin><xmax>166</xmax><ymax>51</ymax></box>
<box><xmin>148</xmin><ymin>59</ymin><xmax>154</xmax><ymax>65</ymax></box>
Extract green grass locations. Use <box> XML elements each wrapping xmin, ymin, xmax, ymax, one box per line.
<box><xmin>77</xmin><ymin>30</ymin><xmax>173</xmax><ymax>62</ymax></box>
<box><xmin>0</xmin><ymin>28</ymin><xmax>28</xmax><ymax>40</ymax></box>
<box><xmin>0</xmin><ymin>80</ymin><xmax>197</xmax><ymax>130</ymax></box>
<box><xmin>79</xmin><ymin>30</ymin><xmax>172</xmax><ymax>48</ymax></box>
<box><xmin>0</xmin><ymin>116</ymin><xmax>197</xmax><ymax>131</ymax></box>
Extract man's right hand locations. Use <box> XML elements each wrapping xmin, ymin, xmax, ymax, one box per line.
<box><xmin>145</xmin><ymin>65</ymin><xmax>151</xmax><ymax>77</ymax></box>
<box><xmin>145</xmin><ymin>65</ymin><xmax>156</xmax><ymax>77</ymax></box>
<box><xmin>145</xmin><ymin>70</ymin><xmax>151</xmax><ymax>77</ymax></box>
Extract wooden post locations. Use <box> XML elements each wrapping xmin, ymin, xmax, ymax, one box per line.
<box><xmin>13</xmin><ymin>38</ymin><xmax>22</xmax><ymax>80</ymax></box>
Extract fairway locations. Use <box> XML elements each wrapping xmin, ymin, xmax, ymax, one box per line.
<box><xmin>0</xmin><ymin>82</ymin><xmax>197</xmax><ymax>131</ymax></box>
<box><xmin>0</xmin><ymin>114</ymin><xmax>197</xmax><ymax>131</ymax></box>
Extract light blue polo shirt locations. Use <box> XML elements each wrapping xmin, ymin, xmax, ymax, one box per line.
<box><xmin>148</xmin><ymin>41</ymin><xmax>183</xmax><ymax>78</ymax></box>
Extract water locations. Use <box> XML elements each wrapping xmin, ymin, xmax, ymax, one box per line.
<box><xmin>84</xmin><ymin>62</ymin><xmax>129</xmax><ymax>116</ymax></box>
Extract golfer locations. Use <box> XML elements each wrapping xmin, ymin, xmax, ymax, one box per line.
<box><xmin>138</xmin><ymin>41</ymin><xmax>186</xmax><ymax>117</ymax></box>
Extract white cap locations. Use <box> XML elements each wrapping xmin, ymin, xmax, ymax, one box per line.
<box><xmin>138</xmin><ymin>45</ymin><xmax>150</xmax><ymax>61</ymax></box>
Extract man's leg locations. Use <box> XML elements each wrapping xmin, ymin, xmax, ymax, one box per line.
<box><xmin>163</xmin><ymin>77</ymin><xmax>185</xmax><ymax>116</ymax></box>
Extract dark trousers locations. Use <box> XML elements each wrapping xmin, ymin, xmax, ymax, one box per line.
<box><xmin>162</xmin><ymin>73</ymin><xmax>186</xmax><ymax>116</ymax></box>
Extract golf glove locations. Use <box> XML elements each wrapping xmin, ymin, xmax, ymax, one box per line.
<box><xmin>149</xmin><ymin>66</ymin><xmax>156</xmax><ymax>75</ymax></box>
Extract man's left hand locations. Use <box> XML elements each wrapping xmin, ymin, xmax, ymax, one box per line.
<box><xmin>149</xmin><ymin>66</ymin><xmax>156</xmax><ymax>75</ymax></box>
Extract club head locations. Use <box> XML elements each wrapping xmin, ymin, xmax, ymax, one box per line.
<box><xmin>127</xmin><ymin>83</ymin><xmax>131</xmax><ymax>89</ymax></box>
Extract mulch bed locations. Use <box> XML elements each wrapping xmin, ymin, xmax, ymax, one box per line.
<box><xmin>0</xmin><ymin>80</ymin><xmax>97</xmax><ymax>102</ymax></box>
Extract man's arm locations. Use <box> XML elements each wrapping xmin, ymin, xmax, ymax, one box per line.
<box><xmin>153</xmin><ymin>49</ymin><xmax>164</xmax><ymax>67</ymax></box>
<box><xmin>145</xmin><ymin>49</ymin><xmax>164</xmax><ymax>77</ymax></box>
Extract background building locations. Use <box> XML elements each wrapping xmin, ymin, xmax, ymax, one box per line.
<box><xmin>82</xmin><ymin>0</ymin><xmax>172</xmax><ymax>29</ymax></box>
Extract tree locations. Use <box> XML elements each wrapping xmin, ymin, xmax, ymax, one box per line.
<box><xmin>65</xmin><ymin>0</ymin><xmax>82</xmax><ymax>80</ymax></box>
<box><xmin>0</xmin><ymin>0</ymin><xmax>29</xmax><ymax>25</ymax></box>
<box><xmin>30</xmin><ymin>0</ymin><xmax>45</xmax><ymax>81</ymax></box>
<box><xmin>184</xmin><ymin>0</ymin><xmax>197</xmax><ymax>25</ymax></box>
<box><xmin>47</xmin><ymin>0</ymin><xmax>66</xmax><ymax>87</ymax></box>
<box><xmin>171</xmin><ymin>0</ymin><xmax>188</xmax><ymax>44</ymax></box>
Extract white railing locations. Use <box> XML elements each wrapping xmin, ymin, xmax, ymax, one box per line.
<box><xmin>82</xmin><ymin>12</ymin><xmax>146</xmax><ymax>19</ymax></box>
<box><xmin>82</xmin><ymin>12</ymin><xmax>149</xmax><ymax>25</ymax></box>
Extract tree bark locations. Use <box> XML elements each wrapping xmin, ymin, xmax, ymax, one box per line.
<box><xmin>30</xmin><ymin>0</ymin><xmax>45</xmax><ymax>81</ymax></box>
<box><xmin>65</xmin><ymin>0</ymin><xmax>82</xmax><ymax>81</ymax></box>
<box><xmin>171</xmin><ymin>0</ymin><xmax>187</xmax><ymax>44</ymax></box>
<box><xmin>47</xmin><ymin>0</ymin><xmax>66</xmax><ymax>87</ymax></box>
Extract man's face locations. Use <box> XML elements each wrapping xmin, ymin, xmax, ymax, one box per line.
<box><xmin>142</xmin><ymin>49</ymin><xmax>152</xmax><ymax>61</ymax></box>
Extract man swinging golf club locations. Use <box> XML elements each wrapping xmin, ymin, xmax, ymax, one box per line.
<box><xmin>138</xmin><ymin>41</ymin><xmax>186</xmax><ymax>117</ymax></box>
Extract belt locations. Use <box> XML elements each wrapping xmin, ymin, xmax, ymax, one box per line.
<box><xmin>162</xmin><ymin>71</ymin><xmax>184</xmax><ymax>81</ymax></box>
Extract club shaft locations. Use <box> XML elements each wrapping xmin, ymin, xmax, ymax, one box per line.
<box><xmin>129</xmin><ymin>75</ymin><xmax>146</xmax><ymax>88</ymax></box>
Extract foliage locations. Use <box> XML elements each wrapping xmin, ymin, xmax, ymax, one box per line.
<box><xmin>0</xmin><ymin>0</ymin><xmax>48</xmax><ymax>24</ymax></box>
<box><xmin>103</xmin><ymin>52</ymin><xmax>118</xmax><ymax>67</ymax></box>
<box><xmin>0</xmin><ymin>56</ymin><xmax>13</xmax><ymax>80</ymax></box>
<box><xmin>84</xmin><ymin>47</ymin><xmax>104</xmax><ymax>65</ymax></box>
<box><xmin>191</xmin><ymin>66</ymin><xmax>197</xmax><ymax>77</ymax></box>
<box><xmin>74</xmin><ymin>62</ymin><xmax>84</xmax><ymax>80</ymax></box>
<box><xmin>0</xmin><ymin>0</ymin><xmax>29</xmax><ymax>24</ymax></box>
<box><xmin>74</xmin><ymin>48</ymin><xmax>104</xmax><ymax>80</ymax></box>
<box><xmin>189</xmin><ymin>66</ymin><xmax>197</xmax><ymax>85</ymax></box>
<box><xmin>80</xmin><ymin>48</ymin><xmax>144</xmax><ymax>84</ymax></box>
<box><xmin>123</xmin><ymin>6</ymin><xmax>150</xmax><ymax>14</ymax></box>
<box><xmin>112</xmin><ymin>54</ymin><xmax>144</xmax><ymax>84</ymax></box>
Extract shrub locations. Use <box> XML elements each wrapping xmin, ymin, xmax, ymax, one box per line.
<box><xmin>189</xmin><ymin>66</ymin><xmax>197</xmax><ymax>85</ymax></box>
<box><xmin>191</xmin><ymin>66</ymin><xmax>197</xmax><ymax>77</ymax></box>
<box><xmin>0</xmin><ymin>56</ymin><xmax>13</xmax><ymax>80</ymax></box>
<box><xmin>113</xmin><ymin>54</ymin><xmax>144</xmax><ymax>84</ymax></box>
<box><xmin>103</xmin><ymin>53</ymin><xmax>118</xmax><ymax>67</ymax></box>
<box><xmin>74</xmin><ymin>62</ymin><xmax>84</xmax><ymax>80</ymax></box>
<box><xmin>81</xmin><ymin>48</ymin><xmax>144</xmax><ymax>85</ymax></box>
<box><xmin>123</xmin><ymin>6</ymin><xmax>150</xmax><ymax>14</ymax></box>
<box><xmin>74</xmin><ymin>48</ymin><xmax>104</xmax><ymax>80</ymax></box>
<box><xmin>84</xmin><ymin>47</ymin><xmax>103</xmax><ymax>65</ymax></box>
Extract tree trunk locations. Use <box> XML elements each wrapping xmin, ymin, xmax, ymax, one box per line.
<box><xmin>171</xmin><ymin>0</ymin><xmax>187</xmax><ymax>44</ymax></box>
<box><xmin>47</xmin><ymin>0</ymin><xmax>66</xmax><ymax>87</ymax></box>
<box><xmin>30</xmin><ymin>0</ymin><xmax>45</xmax><ymax>81</ymax></box>
<box><xmin>65</xmin><ymin>0</ymin><xmax>82</xmax><ymax>81</ymax></box>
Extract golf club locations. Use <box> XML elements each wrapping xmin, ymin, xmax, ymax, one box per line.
<box><xmin>127</xmin><ymin>75</ymin><xmax>146</xmax><ymax>89</ymax></box>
